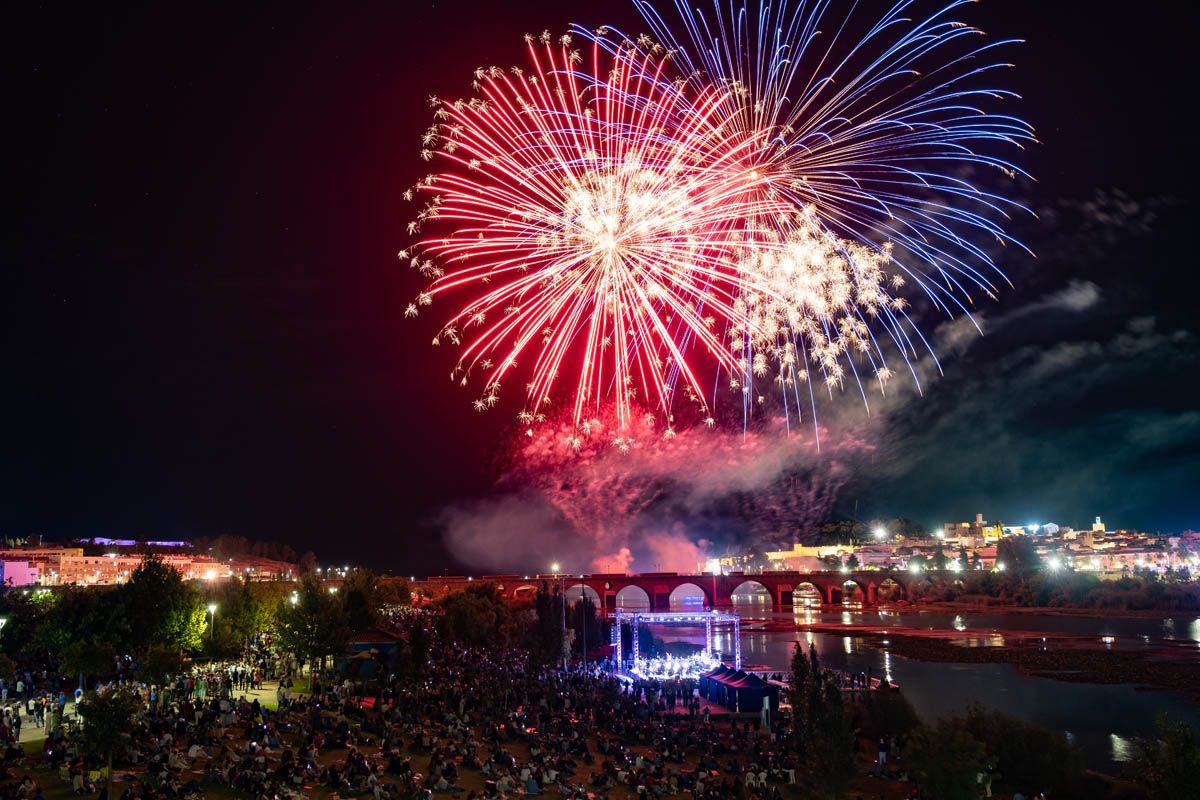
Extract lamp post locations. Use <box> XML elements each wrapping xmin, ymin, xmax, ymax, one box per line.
<box><xmin>207</xmin><ymin>603</ymin><xmax>218</xmax><ymax>642</ymax></box>
<box><xmin>577</xmin><ymin>574</ymin><xmax>587</xmax><ymax>673</ymax></box>
<box><xmin>551</xmin><ymin>563</ymin><xmax>566</xmax><ymax>669</ymax></box>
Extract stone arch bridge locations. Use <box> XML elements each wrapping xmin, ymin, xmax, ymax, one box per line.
<box><xmin>408</xmin><ymin>570</ymin><xmax>927</xmax><ymax>609</ymax></box>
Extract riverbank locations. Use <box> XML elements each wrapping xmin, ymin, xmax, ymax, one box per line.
<box><xmin>909</xmin><ymin>599</ymin><xmax>1200</xmax><ymax>619</ymax></box>
<box><xmin>849</xmin><ymin>628</ymin><xmax>1200</xmax><ymax>702</ymax></box>
<box><xmin>742</xmin><ymin>605</ymin><xmax>1200</xmax><ymax>702</ymax></box>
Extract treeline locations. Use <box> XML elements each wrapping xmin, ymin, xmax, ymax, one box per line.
<box><xmin>917</xmin><ymin>569</ymin><xmax>1200</xmax><ymax>610</ymax></box>
<box><xmin>0</xmin><ymin>556</ymin><xmax>413</xmax><ymax>684</ymax></box>
<box><xmin>791</xmin><ymin>642</ymin><xmax>1198</xmax><ymax>799</ymax></box>
<box><xmin>432</xmin><ymin>581</ymin><xmax>618</xmax><ymax>667</ymax></box>
<box><xmin>191</xmin><ymin>533</ymin><xmax>314</xmax><ymax>567</ymax></box>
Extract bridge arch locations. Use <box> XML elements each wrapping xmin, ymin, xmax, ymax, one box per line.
<box><xmin>793</xmin><ymin>581</ymin><xmax>824</xmax><ymax>607</ymax></box>
<box><xmin>875</xmin><ymin>577</ymin><xmax>904</xmax><ymax>603</ymax></box>
<box><xmin>668</xmin><ymin>582</ymin><xmax>710</xmax><ymax>609</ymax></box>
<box><xmin>511</xmin><ymin>584</ymin><xmax>538</xmax><ymax>600</ymax></box>
<box><xmin>615</xmin><ymin>585</ymin><xmax>651</xmax><ymax>610</ymax></box>
<box><xmin>565</xmin><ymin>584</ymin><xmax>601</xmax><ymax>606</ymax></box>
<box><xmin>829</xmin><ymin>579</ymin><xmax>867</xmax><ymax>606</ymax></box>
<box><xmin>730</xmin><ymin>580</ymin><xmax>774</xmax><ymax>606</ymax></box>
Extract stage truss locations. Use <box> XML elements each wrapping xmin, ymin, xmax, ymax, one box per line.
<box><xmin>612</xmin><ymin>609</ymin><xmax>742</xmax><ymax>671</ymax></box>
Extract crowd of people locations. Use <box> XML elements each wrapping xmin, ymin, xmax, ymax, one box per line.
<box><xmin>0</xmin><ymin>611</ymin><xmax>815</xmax><ymax>800</ymax></box>
<box><xmin>1</xmin><ymin>671</ymin><xmax>80</xmax><ymax>747</ymax></box>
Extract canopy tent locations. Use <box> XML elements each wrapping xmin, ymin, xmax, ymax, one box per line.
<box><xmin>699</xmin><ymin>668</ymin><xmax>780</xmax><ymax>712</ymax></box>
<box><xmin>698</xmin><ymin>665</ymin><xmax>734</xmax><ymax>700</ymax></box>
<box><xmin>725</xmin><ymin>672</ymin><xmax>780</xmax><ymax>713</ymax></box>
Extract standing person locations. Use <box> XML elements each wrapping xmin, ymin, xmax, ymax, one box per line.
<box><xmin>14</xmin><ymin>678</ymin><xmax>23</xmax><ymax>702</ymax></box>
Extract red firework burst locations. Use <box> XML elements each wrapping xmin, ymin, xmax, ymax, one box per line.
<box><xmin>402</xmin><ymin>33</ymin><xmax>782</xmax><ymax>429</ymax></box>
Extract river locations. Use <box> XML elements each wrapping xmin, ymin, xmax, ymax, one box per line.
<box><xmin>642</xmin><ymin>602</ymin><xmax>1200</xmax><ymax>771</ymax></box>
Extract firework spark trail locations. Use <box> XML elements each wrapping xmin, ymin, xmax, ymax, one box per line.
<box><xmin>581</xmin><ymin>1</ymin><xmax>1034</xmax><ymax>425</ymax></box>
<box><xmin>405</xmin><ymin>35</ymin><xmax>795</xmax><ymax>430</ymax></box>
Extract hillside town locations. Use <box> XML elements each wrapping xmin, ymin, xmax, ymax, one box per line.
<box><xmin>710</xmin><ymin>515</ymin><xmax>1200</xmax><ymax>577</ymax></box>
<box><xmin>2</xmin><ymin>513</ymin><xmax>1197</xmax><ymax>591</ymax></box>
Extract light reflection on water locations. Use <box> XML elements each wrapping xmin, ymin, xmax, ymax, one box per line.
<box><xmin>1110</xmin><ymin>733</ymin><xmax>1133</xmax><ymax>763</ymax></box>
<box><xmin>643</xmin><ymin>606</ymin><xmax>1200</xmax><ymax>770</ymax></box>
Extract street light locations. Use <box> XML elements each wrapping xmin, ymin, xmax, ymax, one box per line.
<box><xmin>207</xmin><ymin>603</ymin><xmax>218</xmax><ymax>641</ymax></box>
<box><xmin>873</xmin><ymin>527</ymin><xmax>887</xmax><ymax>540</ymax></box>
<box><xmin>576</xmin><ymin>574</ymin><xmax>588</xmax><ymax>673</ymax></box>
<box><xmin>551</xmin><ymin>563</ymin><xmax>566</xmax><ymax>670</ymax></box>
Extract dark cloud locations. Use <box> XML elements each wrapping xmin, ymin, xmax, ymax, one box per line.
<box><xmin>848</xmin><ymin>232</ymin><xmax>1200</xmax><ymax>533</ymax></box>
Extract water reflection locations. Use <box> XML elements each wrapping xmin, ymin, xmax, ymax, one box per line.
<box><xmin>1110</xmin><ymin>733</ymin><xmax>1133</xmax><ymax>763</ymax></box>
<box><xmin>644</xmin><ymin>608</ymin><xmax>1200</xmax><ymax>771</ymax></box>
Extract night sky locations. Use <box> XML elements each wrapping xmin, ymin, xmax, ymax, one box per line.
<box><xmin>8</xmin><ymin>1</ymin><xmax>1197</xmax><ymax>573</ymax></box>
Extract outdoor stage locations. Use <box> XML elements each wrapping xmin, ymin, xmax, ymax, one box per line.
<box><xmin>611</xmin><ymin>609</ymin><xmax>743</xmax><ymax>680</ymax></box>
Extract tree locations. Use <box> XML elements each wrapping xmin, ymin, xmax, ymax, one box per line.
<box><xmin>77</xmin><ymin>689</ymin><xmax>140</xmax><ymax>800</ymax></box>
<box><xmin>817</xmin><ymin>518</ymin><xmax>869</xmax><ymax>545</ymax></box>
<box><xmin>997</xmin><ymin>535</ymin><xmax>1041</xmax><ymax>577</ymax></box>
<box><xmin>298</xmin><ymin>551</ymin><xmax>318</xmax><ymax>575</ymax></box>
<box><xmin>121</xmin><ymin>554</ymin><xmax>205</xmax><ymax>653</ymax></box>
<box><xmin>0</xmin><ymin>588</ymin><xmax>56</xmax><ymax>658</ymax></box>
<box><xmin>377</xmin><ymin>578</ymin><xmax>413</xmax><ymax>609</ymax></box>
<box><xmin>962</xmin><ymin>704</ymin><xmax>1082</xmax><ymax>794</ymax></box>
<box><xmin>36</xmin><ymin>587</ymin><xmax>129</xmax><ymax>657</ymax></box>
<box><xmin>0</xmin><ymin>654</ymin><xmax>15</xmax><ymax>684</ymax></box>
<box><xmin>808</xmin><ymin>680</ymin><xmax>856</xmax><ymax>798</ymax></box>
<box><xmin>204</xmin><ymin>579</ymin><xmax>286</xmax><ymax>659</ymax></box>
<box><xmin>568</xmin><ymin>596</ymin><xmax>604</xmax><ymax>658</ymax></box>
<box><xmin>790</xmin><ymin>643</ymin><xmax>855</xmax><ymax>798</ymax></box>
<box><xmin>856</xmin><ymin>683</ymin><xmax>919</xmax><ymax>743</ymax></box>
<box><xmin>932</xmin><ymin>541</ymin><xmax>949</xmax><ymax>570</ymax></box>
<box><xmin>845</xmin><ymin>553</ymin><xmax>860</xmax><ymax>570</ymax></box>
<box><xmin>789</xmin><ymin>643</ymin><xmax>812</xmax><ymax>760</ymax></box>
<box><xmin>341</xmin><ymin>569</ymin><xmax>381</xmax><ymax>631</ymax></box>
<box><xmin>525</xmin><ymin>586</ymin><xmax>563</xmax><ymax>664</ymax></box>
<box><xmin>140</xmin><ymin>645</ymin><xmax>184</xmax><ymax>685</ymax></box>
<box><xmin>62</xmin><ymin>640</ymin><xmax>115</xmax><ymax>689</ymax></box>
<box><xmin>904</xmin><ymin>719</ymin><xmax>988</xmax><ymax>800</ymax></box>
<box><xmin>407</xmin><ymin>623</ymin><xmax>430</xmax><ymax>676</ymax></box>
<box><xmin>436</xmin><ymin>583</ymin><xmax>514</xmax><ymax>647</ymax></box>
<box><xmin>1134</xmin><ymin>714</ymin><xmax>1200</xmax><ymax>798</ymax></box>
<box><xmin>276</xmin><ymin>576</ymin><xmax>350</xmax><ymax>668</ymax></box>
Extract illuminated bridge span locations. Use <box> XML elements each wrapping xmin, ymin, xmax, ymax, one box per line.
<box><xmin>408</xmin><ymin>571</ymin><xmax>927</xmax><ymax>609</ymax></box>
